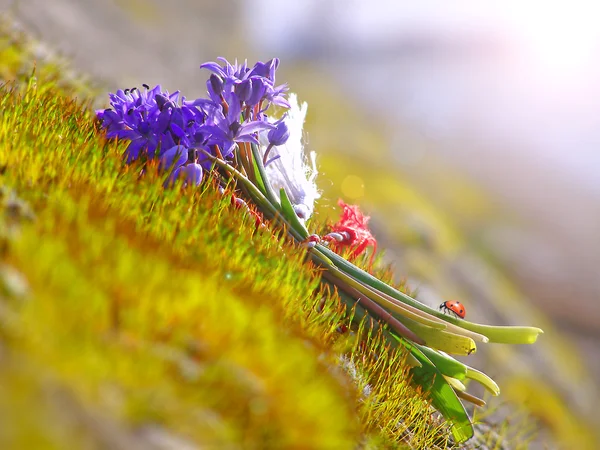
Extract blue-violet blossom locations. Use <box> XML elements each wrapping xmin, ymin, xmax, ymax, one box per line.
<box><xmin>96</xmin><ymin>85</ymin><xmax>205</xmax><ymax>163</ymax></box>
<box><xmin>160</xmin><ymin>145</ymin><xmax>203</xmax><ymax>187</ymax></box>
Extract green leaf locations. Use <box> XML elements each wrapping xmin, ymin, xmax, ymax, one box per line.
<box><xmin>250</xmin><ymin>143</ymin><xmax>281</xmax><ymax>208</ymax></box>
<box><xmin>200</xmin><ymin>150</ymin><xmax>305</xmax><ymax>241</ymax></box>
<box><xmin>407</xmin><ymin>344</ymin><xmax>474</xmax><ymax>443</ymax></box>
<box><xmin>251</xmin><ymin>149</ymin><xmax>269</xmax><ymax>196</ymax></box>
<box><xmin>309</xmin><ymin>247</ymin><xmax>336</xmax><ymax>267</ymax></box>
<box><xmin>465</xmin><ymin>366</ymin><xmax>500</xmax><ymax>396</ymax></box>
<box><xmin>325</xmin><ymin>263</ymin><xmax>447</xmax><ymax>329</ymax></box>
<box><xmin>457</xmin><ymin>322</ymin><xmax>544</xmax><ymax>344</ymax></box>
<box><xmin>409</xmin><ymin>344</ymin><xmax>467</xmax><ymax>380</ymax></box>
<box><xmin>315</xmin><ymin>244</ymin><xmax>543</xmax><ymax>344</ymax></box>
<box><xmin>401</xmin><ymin>342</ymin><xmax>500</xmax><ymax>397</ymax></box>
<box><xmin>395</xmin><ymin>316</ymin><xmax>477</xmax><ymax>356</ymax></box>
<box><xmin>279</xmin><ymin>188</ymin><xmax>310</xmax><ymax>240</ymax></box>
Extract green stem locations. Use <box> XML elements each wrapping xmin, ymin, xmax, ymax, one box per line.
<box><xmin>315</xmin><ymin>244</ymin><xmax>543</xmax><ymax>344</ymax></box>
<box><xmin>250</xmin><ymin>142</ymin><xmax>281</xmax><ymax>207</ymax></box>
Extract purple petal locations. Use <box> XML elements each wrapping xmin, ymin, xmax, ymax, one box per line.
<box><xmin>200</xmin><ymin>61</ymin><xmax>226</xmax><ymax>78</ymax></box>
<box><xmin>170</xmin><ymin>122</ymin><xmax>185</xmax><ymax>138</ymax></box>
<box><xmin>202</xmin><ymin>125</ymin><xmax>229</xmax><ymax>142</ymax></box>
<box><xmin>146</xmin><ymin>136</ymin><xmax>160</xmax><ymax>158</ymax></box>
<box><xmin>115</xmin><ymin>129</ymin><xmax>139</xmax><ymax>140</ymax></box>
<box><xmin>235</xmin><ymin>79</ymin><xmax>252</xmax><ymax>102</ymax></box>
<box><xmin>116</xmin><ymin>89</ymin><xmax>130</xmax><ymax>100</ymax></box>
<box><xmin>163</xmin><ymin>166</ymin><xmax>183</xmax><ymax>188</ymax></box>
<box><xmin>226</xmin><ymin>95</ymin><xmax>242</xmax><ymax>124</ymax></box>
<box><xmin>155</xmin><ymin>94</ymin><xmax>173</xmax><ymax>111</ymax></box>
<box><xmin>101</xmin><ymin>110</ymin><xmax>122</xmax><ymax>125</ymax></box>
<box><xmin>156</xmin><ymin>109</ymin><xmax>172</xmax><ymax>134</ymax></box>
<box><xmin>270</xmin><ymin>96</ymin><xmax>291</xmax><ymax>109</ymax></box>
<box><xmin>234</xmin><ymin>134</ymin><xmax>260</xmax><ymax>145</ymax></box>
<box><xmin>206</xmin><ymin>74</ymin><xmax>223</xmax><ymax>103</ymax></box>
<box><xmin>125</xmin><ymin>139</ymin><xmax>144</xmax><ymax>163</ymax></box>
<box><xmin>180</xmin><ymin>163</ymin><xmax>203</xmax><ymax>186</ymax></box>
<box><xmin>220</xmin><ymin>141</ymin><xmax>237</xmax><ymax>158</ymax></box>
<box><xmin>238</xmin><ymin>120</ymin><xmax>274</xmax><ymax>137</ymax></box>
<box><xmin>249</xmin><ymin>61</ymin><xmax>270</xmax><ymax>79</ymax></box>
<box><xmin>168</xmin><ymin>91</ymin><xmax>181</xmax><ymax>104</ymax></box>
<box><xmin>267</xmin><ymin>118</ymin><xmax>290</xmax><ymax>146</ymax></box>
<box><xmin>159</xmin><ymin>133</ymin><xmax>177</xmax><ymax>152</ymax></box>
<box><xmin>160</xmin><ymin>145</ymin><xmax>188</xmax><ymax>170</ymax></box>
<box><xmin>246</xmin><ymin>79</ymin><xmax>267</xmax><ymax>106</ymax></box>
<box><xmin>185</xmin><ymin>98</ymin><xmax>221</xmax><ymax>117</ymax></box>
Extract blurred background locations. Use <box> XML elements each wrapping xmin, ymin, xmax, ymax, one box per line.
<box><xmin>2</xmin><ymin>0</ymin><xmax>599</xmax><ymax>447</ymax></box>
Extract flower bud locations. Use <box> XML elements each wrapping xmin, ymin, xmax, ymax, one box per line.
<box><xmin>209</xmin><ymin>74</ymin><xmax>224</xmax><ymax>96</ymax></box>
<box><xmin>235</xmin><ymin>79</ymin><xmax>252</xmax><ymax>102</ymax></box>
<box><xmin>267</xmin><ymin>118</ymin><xmax>290</xmax><ymax>146</ymax></box>
<box><xmin>180</xmin><ymin>163</ymin><xmax>203</xmax><ymax>186</ymax></box>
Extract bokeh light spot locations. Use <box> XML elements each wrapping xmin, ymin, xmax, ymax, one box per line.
<box><xmin>341</xmin><ymin>175</ymin><xmax>365</xmax><ymax>200</ymax></box>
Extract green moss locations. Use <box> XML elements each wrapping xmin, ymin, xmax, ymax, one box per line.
<box><xmin>0</xmin><ymin>80</ymin><xmax>352</xmax><ymax>447</ymax></box>
<box><xmin>0</xmin><ymin>57</ymin><xmax>452</xmax><ymax>448</ymax></box>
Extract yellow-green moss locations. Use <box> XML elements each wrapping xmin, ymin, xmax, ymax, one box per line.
<box><xmin>0</xmin><ymin>57</ymin><xmax>452</xmax><ymax>448</ymax></box>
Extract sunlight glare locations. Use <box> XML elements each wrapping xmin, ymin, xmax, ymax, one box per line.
<box><xmin>506</xmin><ymin>1</ymin><xmax>600</xmax><ymax>78</ymax></box>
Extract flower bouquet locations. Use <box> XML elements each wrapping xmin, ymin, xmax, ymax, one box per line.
<box><xmin>97</xmin><ymin>57</ymin><xmax>543</xmax><ymax>443</ymax></box>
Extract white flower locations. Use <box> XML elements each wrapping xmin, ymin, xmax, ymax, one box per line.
<box><xmin>259</xmin><ymin>93</ymin><xmax>320</xmax><ymax>221</ymax></box>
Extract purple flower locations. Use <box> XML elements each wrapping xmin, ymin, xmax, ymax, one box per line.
<box><xmin>200</xmin><ymin>58</ymin><xmax>249</xmax><ymax>81</ymax></box>
<box><xmin>160</xmin><ymin>145</ymin><xmax>188</xmax><ymax>170</ymax></box>
<box><xmin>203</xmin><ymin>95</ymin><xmax>274</xmax><ymax>157</ymax></box>
<box><xmin>231</xmin><ymin>77</ymin><xmax>268</xmax><ymax>108</ymax></box>
<box><xmin>97</xmin><ymin>58</ymin><xmax>291</xmax><ymax>178</ymax></box>
<box><xmin>164</xmin><ymin>163</ymin><xmax>204</xmax><ymax>188</ymax></box>
<box><xmin>234</xmin><ymin>78</ymin><xmax>253</xmax><ymax>102</ymax></box>
<box><xmin>247</xmin><ymin>58</ymin><xmax>279</xmax><ymax>80</ymax></box>
<box><xmin>158</xmin><ymin>146</ymin><xmax>205</xmax><ymax>188</ymax></box>
<box><xmin>180</xmin><ymin>163</ymin><xmax>203</xmax><ymax>186</ymax></box>
<box><xmin>160</xmin><ymin>145</ymin><xmax>187</xmax><ymax>187</ymax></box>
<box><xmin>207</xmin><ymin>74</ymin><xmax>224</xmax><ymax>103</ymax></box>
<box><xmin>267</xmin><ymin>117</ymin><xmax>290</xmax><ymax>146</ymax></box>
<box><xmin>265</xmin><ymin>83</ymin><xmax>290</xmax><ymax>109</ymax></box>
<box><xmin>248</xmin><ymin>58</ymin><xmax>289</xmax><ymax>108</ymax></box>
<box><xmin>97</xmin><ymin>85</ymin><xmax>207</xmax><ymax>163</ymax></box>
<box><xmin>97</xmin><ymin>87</ymin><xmax>162</xmax><ymax>161</ymax></box>
<box><xmin>246</xmin><ymin>78</ymin><xmax>268</xmax><ymax>107</ymax></box>
<box><xmin>101</xmin><ymin>85</ymin><xmax>164</xmax><ymax>123</ymax></box>
<box><xmin>199</xmin><ymin>57</ymin><xmax>289</xmax><ymax>115</ymax></box>
<box><xmin>123</xmin><ymin>119</ymin><xmax>160</xmax><ymax>162</ymax></box>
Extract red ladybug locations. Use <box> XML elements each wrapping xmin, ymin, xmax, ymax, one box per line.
<box><xmin>439</xmin><ymin>300</ymin><xmax>466</xmax><ymax>319</ymax></box>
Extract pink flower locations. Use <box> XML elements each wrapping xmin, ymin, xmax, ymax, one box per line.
<box><xmin>328</xmin><ymin>199</ymin><xmax>377</xmax><ymax>266</ymax></box>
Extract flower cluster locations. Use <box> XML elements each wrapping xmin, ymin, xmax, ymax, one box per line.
<box><xmin>97</xmin><ymin>86</ymin><xmax>198</xmax><ymax>162</ymax></box>
<box><xmin>97</xmin><ymin>58</ymin><xmax>299</xmax><ymax>192</ymax></box>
